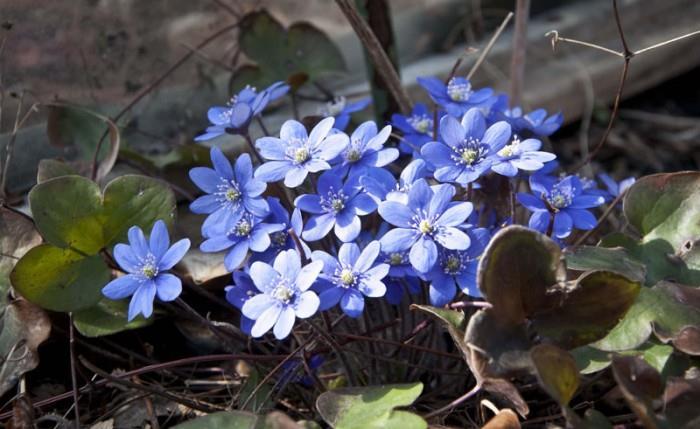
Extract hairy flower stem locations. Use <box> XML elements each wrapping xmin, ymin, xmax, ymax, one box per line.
<box><xmin>288</xmin><ymin>228</ymin><xmax>309</xmax><ymax>264</ymax></box>
<box><xmin>68</xmin><ymin>314</ymin><xmax>81</xmax><ymax>429</ymax></box>
<box><xmin>243</xmin><ymin>133</ymin><xmax>264</xmax><ymax>164</ymax></box>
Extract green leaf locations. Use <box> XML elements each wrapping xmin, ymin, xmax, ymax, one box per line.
<box><xmin>410</xmin><ymin>304</ymin><xmax>468</xmax><ymax>360</ymax></box>
<box><xmin>0</xmin><ymin>299</ymin><xmax>51</xmax><ymax>396</ymax></box>
<box><xmin>595</xmin><ymin>282</ymin><xmax>700</xmax><ymax>351</ymax></box>
<box><xmin>477</xmin><ymin>225</ymin><xmax>564</xmax><ymax>324</ymax></box>
<box><xmin>46</xmin><ymin>102</ymin><xmax>121</xmax><ymax>182</ymax></box>
<box><xmin>172</xmin><ymin>411</ymin><xmax>259</xmax><ymax>429</ymax></box>
<box><xmin>231</xmin><ymin>10</ymin><xmax>345</xmax><ymax>92</ymax></box>
<box><xmin>11</xmin><ymin>244</ymin><xmax>110</xmax><ymax>312</ymax></box>
<box><xmin>619</xmin><ymin>172</ymin><xmax>700</xmax><ymax>286</ymax></box>
<box><xmin>530</xmin><ymin>344</ymin><xmax>579</xmax><ymax>406</ymax></box>
<box><xmin>564</xmin><ymin>246</ymin><xmax>646</xmax><ymax>283</ymax></box>
<box><xmin>0</xmin><ymin>208</ymin><xmax>41</xmax><ymax>307</ymax></box>
<box><xmin>316</xmin><ymin>383</ymin><xmax>426</xmax><ymax>429</ymax></box>
<box><xmin>102</xmin><ymin>175</ymin><xmax>176</xmax><ymax>248</ymax></box>
<box><xmin>571</xmin><ymin>346</ymin><xmax>612</xmax><ymax>374</ymax></box>
<box><xmin>36</xmin><ymin>159</ymin><xmax>80</xmax><ymax>183</ymax></box>
<box><xmin>239</xmin><ymin>367</ymin><xmax>274</xmax><ymax>413</ymax></box>
<box><xmin>29</xmin><ymin>175</ymin><xmax>104</xmax><ymax>254</ymax></box>
<box><xmin>73</xmin><ymin>298</ymin><xmax>152</xmax><ymax>337</ymax></box>
<box><xmin>531</xmin><ymin>270</ymin><xmax>641</xmax><ymax>349</ymax></box>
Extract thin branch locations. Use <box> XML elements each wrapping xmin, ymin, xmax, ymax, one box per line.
<box><xmin>509</xmin><ymin>0</ymin><xmax>530</xmax><ymax>107</ymax></box>
<box><xmin>633</xmin><ymin>28</ymin><xmax>700</xmax><ymax>56</ymax></box>
<box><xmin>334</xmin><ymin>0</ymin><xmax>411</xmax><ymax>114</ymax></box>
<box><xmin>424</xmin><ymin>383</ymin><xmax>482</xmax><ymax>419</ymax></box>
<box><xmin>545</xmin><ymin>31</ymin><xmax>624</xmax><ymax>57</ymax></box>
<box><xmin>467</xmin><ymin>12</ymin><xmax>514</xmax><ymax>80</ymax></box>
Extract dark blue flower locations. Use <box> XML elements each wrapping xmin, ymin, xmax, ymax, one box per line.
<box><xmin>417</xmin><ymin>76</ymin><xmax>494</xmax><ymax>117</ymax></box>
<box><xmin>598</xmin><ymin>173</ymin><xmax>635</xmax><ymax>200</ymax></box>
<box><xmin>378</xmin><ymin>179</ymin><xmax>473</xmax><ymax>273</ymax></box>
<box><xmin>241</xmin><ymin>249</ymin><xmax>323</xmax><ymax>339</ymax></box>
<box><xmin>189</xmin><ymin>148</ymin><xmax>268</xmax><ymax>236</ymax></box>
<box><xmin>296</xmin><ymin>171</ymin><xmax>377</xmax><ymax>242</ymax></box>
<box><xmin>491</xmin><ymin>136</ymin><xmax>556</xmax><ymax>177</ymax></box>
<box><xmin>103</xmin><ymin>220</ymin><xmax>190</xmax><ymax>321</ymax></box>
<box><xmin>421</xmin><ymin>228</ymin><xmax>490</xmax><ymax>306</ymax></box>
<box><xmin>255</xmin><ymin>117</ymin><xmax>349</xmax><ymax>187</ymax></box>
<box><xmin>332</xmin><ymin>121</ymin><xmax>397</xmax><ymax>178</ymax></box>
<box><xmin>489</xmin><ymin>95</ymin><xmax>563</xmax><ymax>137</ymax></box>
<box><xmin>200</xmin><ymin>213</ymin><xmax>284</xmax><ymax>271</ymax></box>
<box><xmin>251</xmin><ymin>197</ymin><xmax>310</xmax><ymax>263</ymax></box>
<box><xmin>517</xmin><ymin>175</ymin><xmax>605</xmax><ymax>239</ymax></box>
<box><xmin>195</xmin><ymin>82</ymin><xmax>289</xmax><ymax>141</ymax></box>
<box><xmin>318</xmin><ymin>96</ymin><xmax>371</xmax><ymax>131</ymax></box>
<box><xmin>391</xmin><ymin>103</ymin><xmax>435</xmax><ymax>154</ymax></box>
<box><xmin>313</xmin><ymin>241</ymin><xmax>389</xmax><ymax>318</ymax></box>
<box><xmin>384</xmin><ymin>276</ymin><xmax>421</xmax><ymax>306</ymax></box>
<box><xmin>421</xmin><ymin>109</ymin><xmax>511</xmax><ymax>184</ymax></box>
<box><xmin>224</xmin><ymin>271</ymin><xmax>257</xmax><ymax>334</ymax></box>
<box><xmin>361</xmin><ymin>159</ymin><xmax>429</xmax><ymax>205</ymax></box>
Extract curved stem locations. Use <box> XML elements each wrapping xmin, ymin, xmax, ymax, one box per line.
<box><xmin>424</xmin><ymin>383</ymin><xmax>481</xmax><ymax>419</ymax></box>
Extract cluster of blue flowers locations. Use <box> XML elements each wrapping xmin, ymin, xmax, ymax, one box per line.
<box><xmin>101</xmin><ymin>75</ymin><xmax>634</xmax><ymax>338</ymax></box>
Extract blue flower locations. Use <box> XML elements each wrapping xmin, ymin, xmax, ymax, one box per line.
<box><xmin>598</xmin><ymin>173</ymin><xmax>635</xmax><ymax>200</ymax></box>
<box><xmin>332</xmin><ymin>121</ymin><xmax>398</xmax><ymax>178</ymax></box>
<box><xmin>489</xmin><ymin>95</ymin><xmax>563</xmax><ymax>137</ymax></box>
<box><xmin>251</xmin><ymin>197</ymin><xmax>310</xmax><ymax>263</ymax></box>
<box><xmin>254</xmin><ymin>117</ymin><xmax>349</xmax><ymax>187</ymax></box>
<box><xmin>312</xmin><ymin>241</ymin><xmax>389</xmax><ymax>318</ymax></box>
<box><xmin>391</xmin><ymin>103</ymin><xmax>435</xmax><ymax>154</ymax></box>
<box><xmin>421</xmin><ymin>228</ymin><xmax>490</xmax><ymax>306</ymax></box>
<box><xmin>384</xmin><ymin>276</ymin><xmax>421</xmax><ymax>306</ymax></box>
<box><xmin>517</xmin><ymin>175</ymin><xmax>605</xmax><ymax>239</ymax></box>
<box><xmin>296</xmin><ymin>171</ymin><xmax>377</xmax><ymax>242</ymax></box>
<box><xmin>200</xmin><ymin>213</ymin><xmax>284</xmax><ymax>271</ymax></box>
<box><xmin>189</xmin><ymin>148</ymin><xmax>268</xmax><ymax>236</ymax></box>
<box><xmin>102</xmin><ymin>221</ymin><xmax>191</xmax><ymax>321</ymax></box>
<box><xmin>421</xmin><ymin>109</ymin><xmax>511</xmax><ymax>184</ymax></box>
<box><xmin>417</xmin><ymin>76</ymin><xmax>493</xmax><ymax>117</ymax></box>
<box><xmin>195</xmin><ymin>82</ymin><xmax>289</xmax><ymax>141</ymax></box>
<box><xmin>318</xmin><ymin>96</ymin><xmax>371</xmax><ymax>131</ymax></box>
<box><xmin>378</xmin><ymin>179</ymin><xmax>473</xmax><ymax>273</ymax></box>
<box><xmin>361</xmin><ymin>159</ymin><xmax>429</xmax><ymax>205</ymax></box>
<box><xmin>224</xmin><ymin>271</ymin><xmax>257</xmax><ymax>334</ymax></box>
<box><xmin>491</xmin><ymin>136</ymin><xmax>557</xmax><ymax>177</ymax></box>
<box><xmin>241</xmin><ymin>249</ymin><xmax>323</xmax><ymax>339</ymax></box>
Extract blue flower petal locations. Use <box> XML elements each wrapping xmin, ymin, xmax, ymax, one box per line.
<box><xmin>280</xmin><ymin>120</ymin><xmax>308</xmax><ymax>142</ymax></box>
<box><xmin>409</xmin><ymin>237</ymin><xmax>437</xmax><ymax>273</ymax></box>
<box><xmin>295</xmin><ymin>291</ymin><xmax>320</xmax><ymax>318</ymax></box>
<box><xmin>224</xmin><ymin>241</ymin><xmax>249</xmax><ymax>271</ymax></box>
<box><xmin>429</xmin><ymin>280</ymin><xmax>456</xmax><ymax>306</ymax></box>
<box><xmin>553</xmin><ymin>211</ymin><xmax>573</xmax><ymax>239</ymax></box>
<box><xmin>435</xmin><ymin>226</ymin><xmax>471</xmax><ymax>250</ymax></box>
<box><xmin>128</xmin><ymin>281</ymin><xmax>156</xmax><ymax>321</ymax></box>
<box><xmin>149</xmin><ymin>220</ymin><xmax>170</xmax><ymax>260</ymax></box>
<box><xmin>378</xmin><ymin>201</ymin><xmax>414</xmax><ymax>228</ymax></box>
<box><xmin>284</xmin><ymin>166</ymin><xmax>309</xmax><ymax>188</ymax></box>
<box><xmin>189</xmin><ymin>167</ymin><xmax>220</xmax><ymax>193</ymax></box>
<box><xmin>256</xmin><ymin>137</ymin><xmax>288</xmax><ymax>160</ymax></box>
<box><xmin>190</xmin><ymin>194</ymin><xmax>220</xmax><ymax>214</ymax></box>
<box><xmin>303</xmin><ymin>213</ymin><xmax>336</xmax><ymax>242</ymax></box>
<box><xmin>435</xmin><ymin>202</ymin><xmax>472</xmax><ymax>227</ymax></box>
<box><xmin>154</xmin><ymin>273</ymin><xmax>182</xmax><ymax>302</ymax></box>
<box><xmin>102</xmin><ymin>274</ymin><xmax>140</xmax><ymax>300</ymax></box>
<box><xmin>528</xmin><ymin>210</ymin><xmax>550</xmax><ymax>233</ymax></box>
<box><xmin>113</xmin><ymin>244</ymin><xmax>141</xmax><ymax>274</ymax></box>
<box><xmin>566</xmin><ymin>208</ymin><xmax>597</xmax><ymax>230</ymax></box>
<box><xmin>251</xmin><ymin>304</ymin><xmax>282</xmax><ymax>338</ymax></box>
<box><xmin>340</xmin><ymin>289</ymin><xmax>365</xmax><ymax>318</ymax></box>
<box><xmin>127</xmin><ymin>226</ymin><xmax>150</xmax><ymax>259</ymax></box>
<box><xmin>354</xmin><ymin>241</ymin><xmax>380</xmax><ymax>272</ymax></box>
<box><xmin>210</xmin><ymin>147</ymin><xmax>234</xmax><ymax>179</ymax></box>
<box><xmin>380</xmin><ymin>228</ymin><xmax>418</xmax><ymax>252</ymax></box>
<box><xmin>255</xmin><ymin>161</ymin><xmax>290</xmax><ymax>183</ymax></box>
<box><xmin>319</xmin><ymin>287</ymin><xmax>344</xmax><ymax>311</ymax></box>
<box><xmin>461</xmin><ymin>108</ymin><xmax>486</xmax><ymax>138</ymax></box>
<box><xmin>273</xmin><ymin>307</ymin><xmax>296</xmax><ymax>339</ymax></box>
<box><xmin>296</xmin><ymin>260</ymin><xmax>323</xmax><ymax>291</ymax></box>
<box><xmin>250</xmin><ymin>261</ymin><xmax>280</xmax><ymax>292</ymax></box>
<box><xmin>159</xmin><ymin>238</ymin><xmax>191</xmax><ymax>270</ymax></box>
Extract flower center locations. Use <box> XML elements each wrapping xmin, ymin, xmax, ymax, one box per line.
<box><xmin>225</xmin><ymin>187</ymin><xmax>241</xmax><ymax>201</ymax></box>
<box><xmin>140</xmin><ymin>254</ymin><xmax>158</xmax><ymax>279</ymax></box>
<box><xmin>389</xmin><ymin>252</ymin><xmax>405</xmax><ymax>266</ymax></box>
<box><xmin>408</xmin><ymin>115</ymin><xmax>433</xmax><ymax>134</ymax></box>
<box><xmin>294</xmin><ymin>147</ymin><xmax>310</xmax><ymax>164</ymax></box>
<box><xmin>272</xmin><ymin>284</ymin><xmax>294</xmax><ymax>303</ymax></box>
<box><xmin>340</xmin><ymin>269</ymin><xmax>355</xmax><ymax>286</ymax></box>
<box><xmin>498</xmin><ymin>136</ymin><xmax>521</xmax><ymax>158</ymax></box>
<box><xmin>345</xmin><ymin>145</ymin><xmax>362</xmax><ymax>162</ymax></box>
<box><xmin>234</xmin><ymin>219</ymin><xmax>252</xmax><ymax>236</ymax></box>
<box><xmin>321</xmin><ymin>189</ymin><xmax>348</xmax><ymax>214</ymax></box>
<box><xmin>419</xmin><ymin>220</ymin><xmax>434</xmax><ymax>234</ymax></box>
<box><xmin>451</xmin><ymin>138</ymin><xmax>487</xmax><ymax>166</ymax></box>
<box><xmin>547</xmin><ymin>187</ymin><xmax>573</xmax><ymax>210</ymax></box>
<box><xmin>444</xmin><ymin>255</ymin><xmax>461</xmax><ymax>274</ymax></box>
<box><xmin>447</xmin><ymin>78</ymin><xmax>473</xmax><ymax>102</ymax></box>
<box><xmin>271</xmin><ymin>231</ymin><xmax>288</xmax><ymax>247</ymax></box>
